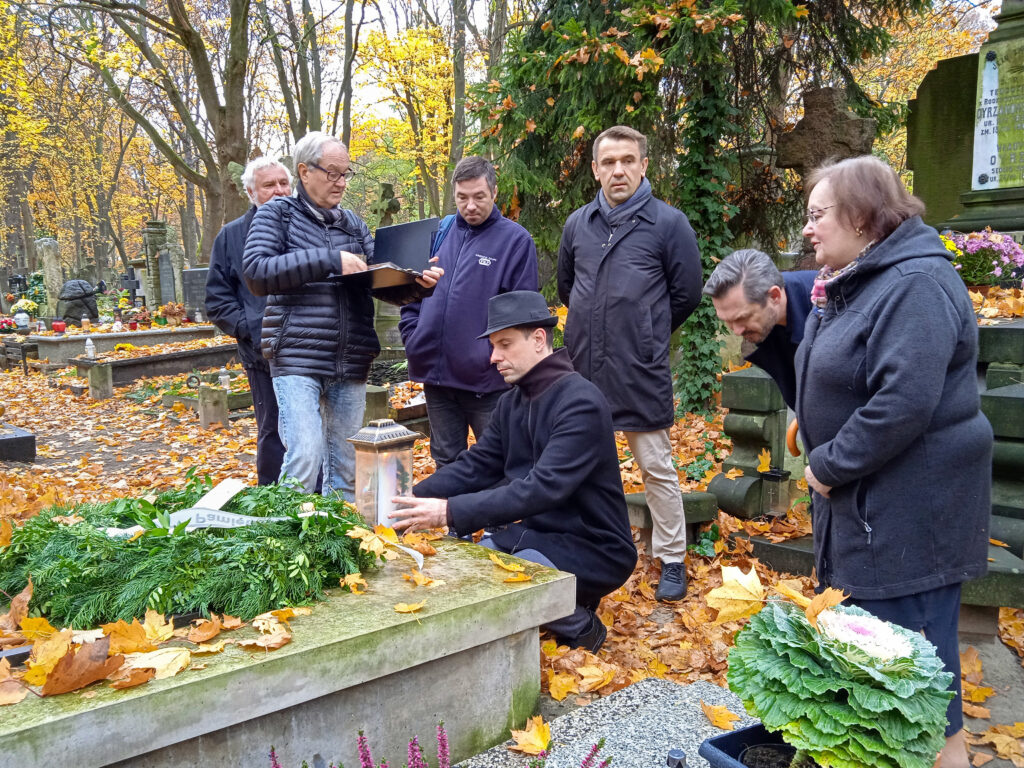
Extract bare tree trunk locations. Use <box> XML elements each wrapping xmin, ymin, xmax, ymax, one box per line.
<box><xmin>488</xmin><ymin>0</ymin><xmax>508</xmax><ymax>78</ymax></box>
<box><xmin>444</xmin><ymin>0</ymin><xmax>467</xmax><ymax>215</ymax></box>
<box><xmin>15</xmin><ymin>170</ymin><xmax>36</xmax><ymax>270</ymax></box>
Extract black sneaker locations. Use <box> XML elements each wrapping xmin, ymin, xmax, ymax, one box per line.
<box><xmin>558</xmin><ymin>611</ymin><xmax>608</xmax><ymax>653</ymax></box>
<box><xmin>655</xmin><ymin>561</ymin><xmax>687</xmax><ymax>602</ymax></box>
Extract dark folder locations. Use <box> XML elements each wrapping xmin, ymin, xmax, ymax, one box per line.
<box><xmin>335</xmin><ymin>217</ymin><xmax>440</xmax><ymax>289</ymax></box>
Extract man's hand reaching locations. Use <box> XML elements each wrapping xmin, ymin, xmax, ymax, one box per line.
<box><xmin>389</xmin><ymin>496</ymin><xmax>447</xmax><ymax>532</ymax></box>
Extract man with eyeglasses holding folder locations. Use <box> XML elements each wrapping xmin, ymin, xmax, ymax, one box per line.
<box><xmin>244</xmin><ymin>131</ymin><xmax>443</xmax><ymax>500</ymax></box>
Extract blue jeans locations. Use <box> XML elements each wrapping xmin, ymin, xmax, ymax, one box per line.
<box><xmin>273</xmin><ymin>375</ymin><xmax>366</xmax><ymax>501</ymax></box>
<box><xmin>424</xmin><ymin>384</ymin><xmax>504</xmax><ymax>467</ymax></box>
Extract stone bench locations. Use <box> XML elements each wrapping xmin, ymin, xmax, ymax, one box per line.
<box><xmin>737</xmin><ymin>532</ymin><xmax>1024</xmax><ymax>637</ymax></box>
<box><xmin>1</xmin><ymin>538</ymin><xmax>574</xmax><ymax>768</ymax></box>
<box><xmin>626</xmin><ymin>491</ymin><xmax>719</xmax><ymax>552</ymax></box>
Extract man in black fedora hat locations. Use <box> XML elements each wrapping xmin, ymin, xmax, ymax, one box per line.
<box><xmin>391</xmin><ymin>290</ymin><xmax>637</xmax><ymax>652</ymax></box>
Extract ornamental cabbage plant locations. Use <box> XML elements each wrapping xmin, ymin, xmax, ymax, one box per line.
<box><xmin>728</xmin><ymin>600</ymin><xmax>953</xmax><ymax>768</ymax></box>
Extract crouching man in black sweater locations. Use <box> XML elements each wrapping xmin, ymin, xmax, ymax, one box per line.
<box><xmin>390</xmin><ymin>291</ymin><xmax>637</xmax><ymax>653</ymax></box>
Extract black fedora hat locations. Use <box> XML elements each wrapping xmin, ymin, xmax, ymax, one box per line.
<box><xmin>477</xmin><ymin>291</ymin><xmax>559</xmax><ymax>339</ymax></box>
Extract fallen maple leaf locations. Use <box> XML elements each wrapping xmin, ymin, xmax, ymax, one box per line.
<box><xmin>42</xmin><ymin>636</ymin><xmax>124</xmax><ymax>696</ymax></box>
<box><xmin>547</xmin><ymin>669</ymin><xmax>578</xmax><ymax>701</ymax></box>
<box><xmin>508</xmin><ymin>715</ymin><xmax>551</xmax><ymax>755</ymax></box>
<box><xmin>0</xmin><ymin>518</ymin><xmax>12</xmax><ymax>548</ymax></box>
<box><xmin>577</xmin><ymin>665</ymin><xmax>615</xmax><ymax>692</ymax></box>
<box><xmin>701</xmin><ymin>700</ymin><xmax>740</xmax><ymax>730</ymax></box>
<box><xmin>805</xmin><ymin>587</ymin><xmax>848</xmax><ymax>629</ymax></box>
<box><xmin>0</xmin><ymin>579</ymin><xmax>31</xmax><ymax>634</ymax></box>
<box><xmin>23</xmin><ymin>628</ymin><xmax>74</xmax><ymax>685</ymax></box>
<box><xmin>238</xmin><ymin>627</ymin><xmax>291</xmax><ymax>651</ymax></box>
<box><xmin>963</xmin><ymin>702</ymin><xmax>992</xmax><ymax>719</ymax></box>
<box><xmin>724</xmin><ymin>468</ymin><xmax>744</xmax><ymax>480</ymax></box>
<box><xmin>220</xmin><ymin>614</ymin><xmax>245</xmax><ymax>630</ymax></box>
<box><xmin>194</xmin><ymin>639</ymin><xmax>230</xmax><ymax>654</ymax></box>
<box><xmin>19</xmin><ymin>616</ymin><xmax>56</xmax><ymax>641</ymax></box>
<box><xmin>402</xmin><ymin>568</ymin><xmax>444</xmax><ymax>588</ymax></box>
<box><xmin>143</xmin><ymin>610</ymin><xmax>174</xmax><ymax>643</ymax></box>
<box><xmin>122</xmin><ymin>647</ymin><xmax>192</xmax><ymax>679</ymax></box>
<box><xmin>394</xmin><ymin>601</ymin><xmax>427</xmax><ymax>614</ymax></box>
<box><xmin>342</xmin><ymin>572</ymin><xmax>368</xmax><ymax>594</ymax></box>
<box><xmin>772</xmin><ymin>579</ymin><xmax>812</xmax><ymax>609</ymax></box>
<box><xmin>489</xmin><ymin>552</ymin><xmax>525</xmax><ymax>572</ymax></box>
<box><xmin>102</xmin><ymin>618</ymin><xmax>158</xmax><ymax>654</ymax></box>
<box><xmin>756</xmin><ymin>448</ymin><xmax>771</xmax><ymax>473</ymax></box>
<box><xmin>187</xmin><ymin>615</ymin><xmax>222</xmax><ymax>644</ymax></box>
<box><xmin>706</xmin><ymin>566</ymin><xmax>765</xmax><ymax>624</ymax></box>
<box><xmin>110</xmin><ymin>667</ymin><xmax>156</xmax><ymax>689</ymax></box>
<box><xmin>0</xmin><ymin>658</ymin><xmax>27</xmax><ymax>705</ymax></box>
<box><xmin>504</xmin><ymin>572</ymin><xmax>533</xmax><ymax>583</ymax></box>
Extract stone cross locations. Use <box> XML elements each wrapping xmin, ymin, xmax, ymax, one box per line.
<box><xmin>776</xmin><ymin>87</ymin><xmax>877</xmax><ymax>178</ymax></box>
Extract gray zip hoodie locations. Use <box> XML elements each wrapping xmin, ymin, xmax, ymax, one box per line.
<box><xmin>795</xmin><ymin>216</ymin><xmax>991</xmax><ymax>599</ymax></box>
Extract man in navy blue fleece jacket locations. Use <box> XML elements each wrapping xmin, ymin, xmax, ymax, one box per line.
<box><xmin>399</xmin><ymin>156</ymin><xmax>538</xmax><ymax>467</ymax></box>
<box><xmin>704</xmin><ymin>249</ymin><xmax>815</xmax><ymax>410</ymax></box>
<box><xmin>391</xmin><ymin>291</ymin><xmax>636</xmax><ymax>653</ymax></box>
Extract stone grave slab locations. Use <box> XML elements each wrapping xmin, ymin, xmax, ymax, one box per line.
<box><xmin>0</xmin><ymin>422</ymin><xmax>36</xmax><ymax>461</ymax></box>
<box><xmin>29</xmin><ymin>325</ymin><xmax>218</xmax><ymax>364</ymax></box>
<box><xmin>74</xmin><ymin>344</ymin><xmax>239</xmax><ymax>387</ymax></box>
<box><xmin>0</xmin><ymin>538</ymin><xmax>575</xmax><ymax>768</ymax></box>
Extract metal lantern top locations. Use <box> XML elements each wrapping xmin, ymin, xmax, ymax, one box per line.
<box><xmin>347</xmin><ymin>419</ymin><xmax>420</xmax><ymax>452</ymax></box>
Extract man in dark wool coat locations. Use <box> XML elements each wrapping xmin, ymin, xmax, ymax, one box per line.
<box><xmin>390</xmin><ymin>291</ymin><xmax>637</xmax><ymax>653</ymax></box>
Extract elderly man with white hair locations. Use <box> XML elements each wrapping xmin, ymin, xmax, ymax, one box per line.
<box><xmin>243</xmin><ymin>131</ymin><xmax>443</xmax><ymax>500</ymax></box>
<box><xmin>206</xmin><ymin>155</ymin><xmax>293</xmax><ymax>485</ymax></box>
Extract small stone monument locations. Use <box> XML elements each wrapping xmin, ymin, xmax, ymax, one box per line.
<box><xmin>776</xmin><ymin>87</ymin><xmax>877</xmax><ymax>179</ymax></box>
<box><xmin>0</xmin><ymin>405</ymin><xmax>36</xmax><ymax>462</ymax></box>
<box><xmin>198</xmin><ymin>385</ymin><xmax>229</xmax><ymax>429</ymax></box>
<box><xmin>777</xmin><ymin>87</ymin><xmax>877</xmax><ymax>268</ymax></box>
<box><xmin>35</xmin><ymin>237</ymin><xmax>61</xmax><ymax>317</ymax></box>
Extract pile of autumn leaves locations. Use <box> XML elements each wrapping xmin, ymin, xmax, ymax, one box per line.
<box><xmin>0</xmin><ymin>581</ymin><xmax>306</xmax><ymax>705</ymax></box>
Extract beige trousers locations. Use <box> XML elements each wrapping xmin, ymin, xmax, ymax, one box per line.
<box><xmin>623</xmin><ymin>428</ymin><xmax>687</xmax><ymax>563</ymax></box>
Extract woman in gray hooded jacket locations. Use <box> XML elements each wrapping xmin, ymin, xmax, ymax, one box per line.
<box><xmin>796</xmin><ymin>156</ymin><xmax>991</xmax><ymax>768</ymax></box>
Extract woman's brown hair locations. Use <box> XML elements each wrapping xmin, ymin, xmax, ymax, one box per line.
<box><xmin>806</xmin><ymin>156</ymin><xmax>925</xmax><ymax>242</ymax></box>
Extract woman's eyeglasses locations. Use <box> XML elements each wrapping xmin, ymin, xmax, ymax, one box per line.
<box><xmin>805</xmin><ymin>205</ymin><xmax>836</xmax><ymax>225</ymax></box>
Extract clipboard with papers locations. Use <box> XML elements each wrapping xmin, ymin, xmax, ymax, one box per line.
<box><xmin>332</xmin><ymin>217</ymin><xmax>440</xmax><ymax>289</ymax></box>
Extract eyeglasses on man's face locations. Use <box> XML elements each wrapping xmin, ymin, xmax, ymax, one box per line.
<box><xmin>310</xmin><ymin>162</ymin><xmax>355</xmax><ymax>182</ymax></box>
<box><xmin>805</xmin><ymin>204</ymin><xmax>836</xmax><ymax>226</ymax></box>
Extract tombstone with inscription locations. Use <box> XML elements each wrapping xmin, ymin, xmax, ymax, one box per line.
<box><xmin>181</xmin><ymin>268</ymin><xmax>210</xmax><ymax>321</ymax></box>
<box><xmin>158</xmin><ymin>249</ymin><xmax>178</xmax><ymax>305</ymax></box>
<box><xmin>910</xmin><ymin>2</ymin><xmax>1024</xmax><ymax>233</ymax></box>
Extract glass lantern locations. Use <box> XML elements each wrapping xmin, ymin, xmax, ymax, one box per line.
<box><xmin>759</xmin><ymin>466</ymin><xmax>792</xmax><ymax>517</ymax></box>
<box><xmin>347</xmin><ymin>419</ymin><xmax>419</xmax><ymax>527</ymax></box>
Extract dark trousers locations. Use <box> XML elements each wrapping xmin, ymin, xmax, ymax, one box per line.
<box><xmin>850</xmin><ymin>583</ymin><xmax>963</xmax><ymax>737</ymax></box>
<box><xmin>424</xmin><ymin>384</ymin><xmax>504</xmax><ymax>467</ymax></box>
<box><xmin>244</xmin><ymin>365</ymin><xmax>286</xmax><ymax>486</ymax></box>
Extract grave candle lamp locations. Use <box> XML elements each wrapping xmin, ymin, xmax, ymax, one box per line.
<box><xmin>759</xmin><ymin>466</ymin><xmax>792</xmax><ymax>517</ymax></box>
<box><xmin>347</xmin><ymin>419</ymin><xmax>418</xmax><ymax>528</ymax></box>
